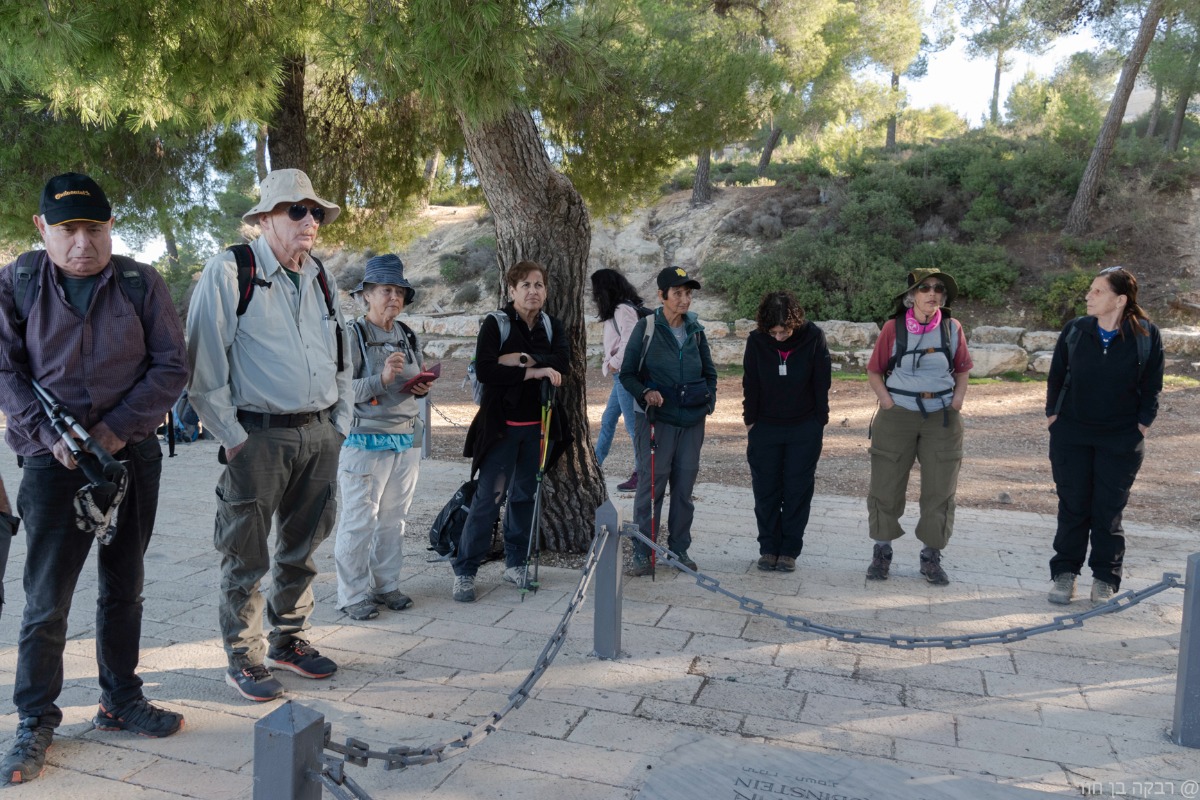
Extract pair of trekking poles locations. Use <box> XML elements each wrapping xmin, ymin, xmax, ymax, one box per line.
<box><xmin>519</xmin><ymin>377</ymin><xmax>557</xmax><ymax>601</ymax></box>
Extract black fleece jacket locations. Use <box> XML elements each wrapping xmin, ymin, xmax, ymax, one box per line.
<box><xmin>1045</xmin><ymin>315</ymin><xmax>1164</xmax><ymax>432</ymax></box>
<box><xmin>742</xmin><ymin>321</ymin><xmax>832</xmax><ymax>427</ymax></box>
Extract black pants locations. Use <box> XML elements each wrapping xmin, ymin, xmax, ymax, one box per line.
<box><xmin>1048</xmin><ymin>422</ymin><xmax>1144</xmax><ymax>589</ymax></box>
<box><xmin>747</xmin><ymin>418</ymin><xmax>824</xmax><ymax>559</ymax></box>
<box><xmin>14</xmin><ymin>437</ymin><xmax>163</xmax><ymax>727</ymax></box>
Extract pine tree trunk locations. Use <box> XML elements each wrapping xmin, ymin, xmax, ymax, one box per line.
<box><xmin>886</xmin><ymin>71</ymin><xmax>900</xmax><ymax>150</ymax></box>
<box><xmin>255</xmin><ymin>125</ymin><xmax>269</xmax><ymax>182</ymax></box>
<box><xmin>1146</xmin><ymin>80</ymin><xmax>1163</xmax><ymax>139</ymax></box>
<box><xmin>458</xmin><ymin>108</ymin><xmax>604</xmax><ymax>553</ymax></box>
<box><xmin>268</xmin><ymin>54</ymin><xmax>309</xmax><ymax>172</ymax></box>
<box><xmin>757</xmin><ymin>126</ymin><xmax>783</xmax><ymax>175</ymax></box>
<box><xmin>1168</xmin><ymin>38</ymin><xmax>1200</xmax><ymax>152</ymax></box>
<box><xmin>1064</xmin><ymin>0</ymin><xmax>1164</xmax><ymax>237</ymax></box>
<box><xmin>692</xmin><ymin>147</ymin><xmax>713</xmax><ymax>205</ymax></box>
<box><xmin>990</xmin><ymin>51</ymin><xmax>1003</xmax><ymax>126</ymax></box>
<box><xmin>420</xmin><ymin>149</ymin><xmax>441</xmax><ymax>208</ymax></box>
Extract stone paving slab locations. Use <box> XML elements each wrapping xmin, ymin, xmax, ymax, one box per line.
<box><xmin>0</xmin><ymin>439</ymin><xmax>1198</xmax><ymax>798</ymax></box>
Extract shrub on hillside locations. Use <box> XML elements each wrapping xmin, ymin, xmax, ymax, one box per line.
<box><xmin>902</xmin><ymin>241</ymin><xmax>1018</xmax><ymax>306</ymax></box>
<box><xmin>1030</xmin><ymin>270</ymin><xmax>1093</xmax><ymax>327</ymax></box>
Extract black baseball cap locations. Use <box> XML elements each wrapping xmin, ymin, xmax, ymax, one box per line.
<box><xmin>656</xmin><ymin>266</ymin><xmax>701</xmax><ymax>292</ymax></box>
<box><xmin>39</xmin><ymin>173</ymin><xmax>112</xmax><ymax>226</ymax></box>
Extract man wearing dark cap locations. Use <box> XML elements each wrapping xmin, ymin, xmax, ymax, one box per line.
<box><xmin>619</xmin><ymin>267</ymin><xmax>717</xmax><ymax>577</ymax></box>
<box><xmin>0</xmin><ymin>173</ymin><xmax>189</xmax><ymax>784</ymax></box>
<box><xmin>187</xmin><ymin>168</ymin><xmax>352</xmax><ymax>702</ymax></box>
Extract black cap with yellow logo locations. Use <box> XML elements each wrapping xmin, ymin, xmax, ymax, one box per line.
<box><xmin>39</xmin><ymin>173</ymin><xmax>112</xmax><ymax>226</ymax></box>
<box><xmin>656</xmin><ymin>266</ymin><xmax>701</xmax><ymax>292</ymax></box>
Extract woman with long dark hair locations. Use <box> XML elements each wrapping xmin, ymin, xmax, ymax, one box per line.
<box><xmin>742</xmin><ymin>291</ymin><xmax>831</xmax><ymax>573</ymax></box>
<box><xmin>1045</xmin><ymin>266</ymin><xmax>1164</xmax><ymax>605</ymax></box>
<box><xmin>591</xmin><ymin>268</ymin><xmax>644</xmax><ymax>491</ymax></box>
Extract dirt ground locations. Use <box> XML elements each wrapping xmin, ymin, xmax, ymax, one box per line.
<box><xmin>425</xmin><ymin>361</ymin><xmax>1200</xmax><ymax>530</ymax></box>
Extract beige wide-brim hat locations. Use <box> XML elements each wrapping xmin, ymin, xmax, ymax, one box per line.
<box><xmin>242</xmin><ymin>168</ymin><xmax>341</xmax><ymax>225</ymax></box>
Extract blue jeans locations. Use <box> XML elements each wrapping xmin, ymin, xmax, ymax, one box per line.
<box><xmin>454</xmin><ymin>425</ymin><xmax>543</xmax><ymax>576</ymax></box>
<box><xmin>594</xmin><ymin>375</ymin><xmax>638</xmax><ymax>467</ymax></box>
<box><xmin>14</xmin><ymin>436</ymin><xmax>163</xmax><ymax>727</ymax></box>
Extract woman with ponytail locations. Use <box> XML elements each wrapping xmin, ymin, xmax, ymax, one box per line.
<box><xmin>1045</xmin><ymin>266</ymin><xmax>1165</xmax><ymax>606</ymax></box>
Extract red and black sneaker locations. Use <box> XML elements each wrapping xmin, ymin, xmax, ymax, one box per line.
<box><xmin>94</xmin><ymin>698</ymin><xmax>184</xmax><ymax>738</ymax></box>
<box><xmin>265</xmin><ymin>640</ymin><xmax>338</xmax><ymax>679</ymax></box>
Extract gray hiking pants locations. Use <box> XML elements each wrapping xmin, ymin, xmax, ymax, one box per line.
<box><xmin>632</xmin><ymin>413</ymin><xmax>706</xmax><ymax>559</ymax></box>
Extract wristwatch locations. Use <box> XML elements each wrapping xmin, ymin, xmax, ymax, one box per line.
<box><xmin>518</xmin><ymin>353</ymin><xmax>530</xmax><ymax>366</ymax></box>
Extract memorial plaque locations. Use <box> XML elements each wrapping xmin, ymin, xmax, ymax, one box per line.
<box><xmin>636</xmin><ymin>732</ymin><xmax>1057</xmax><ymax>800</ymax></box>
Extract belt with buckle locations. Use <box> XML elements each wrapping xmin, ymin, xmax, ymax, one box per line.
<box><xmin>237</xmin><ymin>407</ymin><xmax>331</xmax><ymax>429</ymax></box>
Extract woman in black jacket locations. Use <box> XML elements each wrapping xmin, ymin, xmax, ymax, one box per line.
<box><xmin>1045</xmin><ymin>266</ymin><xmax>1164</xmax><ymax>606</ymax></box>
<box><xmin>742</xmin><ymin>292</ymin><xmax>831</xmax><ymax>573</ymax></box>
<box><xmin>453</xmin><ymin>261</ymin><xmax>571</xmax><ymax>603</ymax></box>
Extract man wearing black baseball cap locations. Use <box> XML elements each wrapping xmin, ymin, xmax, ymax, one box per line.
<box><xmin>618</xmin><ymin>266</ymin><xmax>716</xmax><ymax>577</ymax></box>
<box><xmin>0</xmin><ymin>172</ymin><xmax>189</xmax><ymax>784</ymax></box>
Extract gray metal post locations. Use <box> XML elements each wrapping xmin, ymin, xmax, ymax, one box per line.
<box><xmin>1174</xmin><ymin>553</ymin><xmax>1200</xmax><ymax>747</ymax></box>
<box><xmin>254</xmin><ymin>701</ymin><xmax>326</xmax><ymax>800</ymax></box>
<box><xmin>420</xmin><ymin>397</ymin><xmax>431</xmax><ymax>460</ymax></box>
<box><xmin>592</xmin><ymin>499</ymin><xmax>623</xmax><ymax>660</ymax></box>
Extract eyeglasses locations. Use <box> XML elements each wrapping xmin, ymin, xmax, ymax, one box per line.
<box><xmin>286</xmin><ymin>204</ymin><xmax>326</xmax><ymax>224</ymax></box>
<box><xmin>915</xmin><ymin>283</ymin><xmax>946</xmax><ymax>294</ymax></box>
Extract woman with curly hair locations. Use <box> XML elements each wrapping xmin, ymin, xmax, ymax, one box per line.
<box><xmin>591</xmin><ymin>268</ymin><xmax>645</xmax><ymax>491</ymax></box>
<box><xmin>742</xmin><ymin>291</ymin><xmax>831</xmax><ymax>573</ymax></box>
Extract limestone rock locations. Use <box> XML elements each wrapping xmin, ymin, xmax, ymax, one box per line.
<box><xmin>699</xmin><ymin>319</ymin><xmax>729</xmax><ymax>338</ymax></box>
<box><xmin>816</xmin><ymin>320</ymin><xmax>880</xmax><ymax>349</ymax></box>
<box><xmin>1162</xmin><ymin>327</ymin><xmax>1200</xmax><ymax>357</ymax></box>
<box><xmin>424</xmin><ymin>315</ymin><xmax>481</xmax><ymax>338</ymax></box>
<box><xmin>1030</xmin><ymin>351</ymin><xmax>1054</xmax><ymax>374</ymax></box>
<box><xmin>423</xmin><ymin>340</ymin><xmax>469</xmax><ymax>360</ymax></box>
<box><xmin>970</xmin><ymin>325</ymin><xmax>1024</xmax><ymax>345</ymax></box>
<box><xmin>1021</xmin><ymin>330</ymin><xmax>1061</xmax><ymax>352</ymax></box>
<box><xmin>733</xmin><ymin>319</ymin><xmax>755</xmax><ymax>338</ymax></box>
<box><xmin>708</xmin><ymin>339</ymin><xmax>745</xmax><ymax>365</ymax></box>
<box><xmin>969</xmin><ymin>344</ymin><xmax>1029</xmax><ymax>377</ymax></box>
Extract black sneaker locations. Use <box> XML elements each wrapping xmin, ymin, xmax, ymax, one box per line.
<box><xmin>1</xmin><ymin>718</ymin><xmax>53</xmax><ymax>785</ymax></box>
<box><xmin>226</xmin><ymin>662</ymin><xmax>285</xmax><ymax>702</ymax></box>
<box><xmin>672</xmin><ymin>550</ymin><xmax>698</xmax><ymax>571</ymax></box>
<box><xmin>866</xmin><ymin>542</ymin><xmax>892</xmax><ymax>580</ymax></box>
<box><xmin>919</xmin><ymin>546</ymin><xmax>950</xmax><ymax>586</ymax></box>
<box><xmin>265</xmin><ymin>640</ymin><xmax>338</xmax><ymax>679</ymax></box>
<box><xmin>94</xmin><ymin>698</ymin><xmax>184</xmax><ymax>738</ymax></box>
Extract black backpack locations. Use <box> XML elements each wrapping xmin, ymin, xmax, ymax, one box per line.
<box><xmin>428</xmin><ymin>479</ymin><xmax>505</xmax><ymax>561</ymax></box>
<box><xmin>13</xmin><ymin>250</ymin><xmax>147</xmax><ymax>323</ymax></box>
<box><xmin>227</xmin><ymin>244</ymin><xmax>345</xmax><ymax>372</ymax></box>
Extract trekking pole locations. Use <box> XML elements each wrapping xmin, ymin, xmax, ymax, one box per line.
<box><xmin>30</xmin><ymin>379</ymin><xmax>126</xmax><ymax>488</ymax></box>
<box><xmin>647</xmin><ymin>404</ymin><xmax>658</xmax><ymax>581</ymax></box>
<box><xmin>521</xmin><ymin>377</ymin><xmax>556</xmax><ymax>600</ymax></box>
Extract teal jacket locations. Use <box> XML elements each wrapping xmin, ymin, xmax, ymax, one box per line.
<box><xmin>618</xmin><ymin>308</ymin><xmax>717</xmax><ymax>428</ymax></box>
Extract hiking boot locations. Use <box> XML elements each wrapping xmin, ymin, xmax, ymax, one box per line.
<box><xmin>93</xmin><ymin>698</ymin><xmax>184</xmax><ymax>738</ymax></box>
<box><xmin>775</xmin><ymin>556</ymin><xmax>797</xmax><ymax>573</ymax></box>
<box><xmin>756</xmin><ymin>555</ymin><xmax>778</xmax><ymax>571</ymax></box>
<box><xmin>1</xmin><ymin>719</ymin><xmax>53</xmax><ymax>785</ymax></box>
<box><xmin>265</xmin><ymin>640</ymin><xmax>338</xmax><ymax>679</ymax></box>
<box><xmin>919</xmin><ymin>547</ymin><xmax>950</xmax><ymax>586</ymax></box>
<box><xmin>453</xmin><ymin>574</ymin><xmax>476</xmax><ymax>602</ymax></box>
<box><xmin>866</xmin><ymin>542</ymin><xmax>892</xmax><ymax>580</ymax></box>
<box><xmin>226</xmin><ymin>663</ymin><xmax>284</xmax><ymax>702</ymax></box>
<box><xmin>503</xmin><ymin>566</ymin><xmax>533</xmax><ymax>589</ymax></box>
<box><xmin>344</xmin><ymin>599</ymin><xmax>380</xmax><ymax>620</ymax></box>
<box><xmin>617</xmin><ymin>471</ymin><xmax>638</xmax><ymax>492</ymax></box>
<box><xmin>627</xmin><ymin>555</ymin><xmax>653</xmax><ymax>577</ymax></box>
<box><xmin>371</xmin><ymin>590</ymin><xmax>413</xmax><ymax>611</ymax></box>
<box><xmin>1091</xmin><ymin>579</ymin><xmax>1117</xmax><ymax>603</ymax></box>
<box><xmin>1048</xmin><ymin>573</ymin><xmax>1076</xmax><ymax>605</ymax></box>
<box><xmin>672</xmin><ymin>550</ymin><xmax>698</xmax><ymax>571</ymax></box>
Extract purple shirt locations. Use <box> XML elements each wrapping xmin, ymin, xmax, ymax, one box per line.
<box><xmin>0</xmin><ymin>251</ymin><xmax>189</xmax><ymax>456</ymax></box>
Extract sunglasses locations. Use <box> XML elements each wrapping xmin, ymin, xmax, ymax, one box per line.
<box><xmin>286</xmin><ymin>204</ymin><xmax>326</xmax><ymax>224</ymax></box>
<box><xmin>915</xmin><ymin>283</ymin><xmax>946</xmax><ymax>294</ymax></box>
<box><xmin>1099</xmin><ymin>266</ymin><xmax>1130</xmax><ymax>276</ymax></box>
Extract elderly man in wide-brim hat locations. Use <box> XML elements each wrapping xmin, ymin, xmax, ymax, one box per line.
<box><xmin>186</xmin><ymin>168</ymin><xmax>353</xmax><ymax>702</ymax></box>
<box><xmin>333</xmin><ymin>254</ymin><xmax>432</xmax><ymax>622</ymax></box>
<box><xmin>862</xmin><ymin>267</ymin><xmax>973</xmax><ymax>586</ymax></box>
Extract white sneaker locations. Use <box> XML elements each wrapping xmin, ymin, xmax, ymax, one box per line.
<box><xmin>1090</xmin><ymin>579</ymin><xmax>1117</xmax><ymax>603</ymax></box>
<box><xmin>503</xmin><ymin>566</ymin><xmax>532</xmax><ymax>589</ymax></box>
<box><xmin>1047</xmin><ymin>573</ymin><xmax>1076</xmax><ymax>605</ymax></box>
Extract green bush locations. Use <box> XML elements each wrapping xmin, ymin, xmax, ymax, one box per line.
<box><xmin>1062</xmin><ymin>236</ymin><xmax>1109</xmax><ymax>264</ymax></box>
<box><xmin>960</xmin><ymin>193</ymin><xmax>1013</xmax><ymax>243</ymax></box>
<box><xmin>1030</xmin><ymin>270</ymin><xmax>1093</xmax><ymax>327</ymax></box>
<box><xmin>902</xmin><ymin>241</ymin><xmax>1018</xmax><ymax>306</ymax></box>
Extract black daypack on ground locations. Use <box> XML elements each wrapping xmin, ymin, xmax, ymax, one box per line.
<box><xmin>428</xmin><ymin>479</ymin><xmax>505</xmax><ymax>561</ymax></box>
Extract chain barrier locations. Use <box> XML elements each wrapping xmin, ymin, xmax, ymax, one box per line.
<box><xmin>624</xmin><ymin>527</ymin><xmax>1184</xmax><ymax>650</ymax></box>
<box><xmin>317</xmin><ymin>523</ymin><xmax>610</xmax><ymax>790</ymax></box>
<box><xmin>427</xmin><ymin>399</ymin><xmax>469</xmax><ymax>430</ymax></box>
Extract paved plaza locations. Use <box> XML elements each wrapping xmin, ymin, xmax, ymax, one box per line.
<box><xmin>0</xmin><ymin>439</ymin><xmax>1197</xmax><ymax>798</ymax></box>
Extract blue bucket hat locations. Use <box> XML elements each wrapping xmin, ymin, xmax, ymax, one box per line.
<box><xmin>354</xmin><ymin>254</ymin><xmax>415</xmax><ymax>304</ymax></box>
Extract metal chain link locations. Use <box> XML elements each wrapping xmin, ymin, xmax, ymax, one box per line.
<box><xmin>427</xmin><ymin>399</ymin><xmax>469</xmax><ymax>429</ymax></box>
<box><xmin>623</xmin><ymin>527</ymin><xmax>1183</xmax><ymax>649</ymax></box>
<box><xmin>320</xmin><ymin>523</ymin><xmax>610</xmax><ymax>779</ymax></box>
